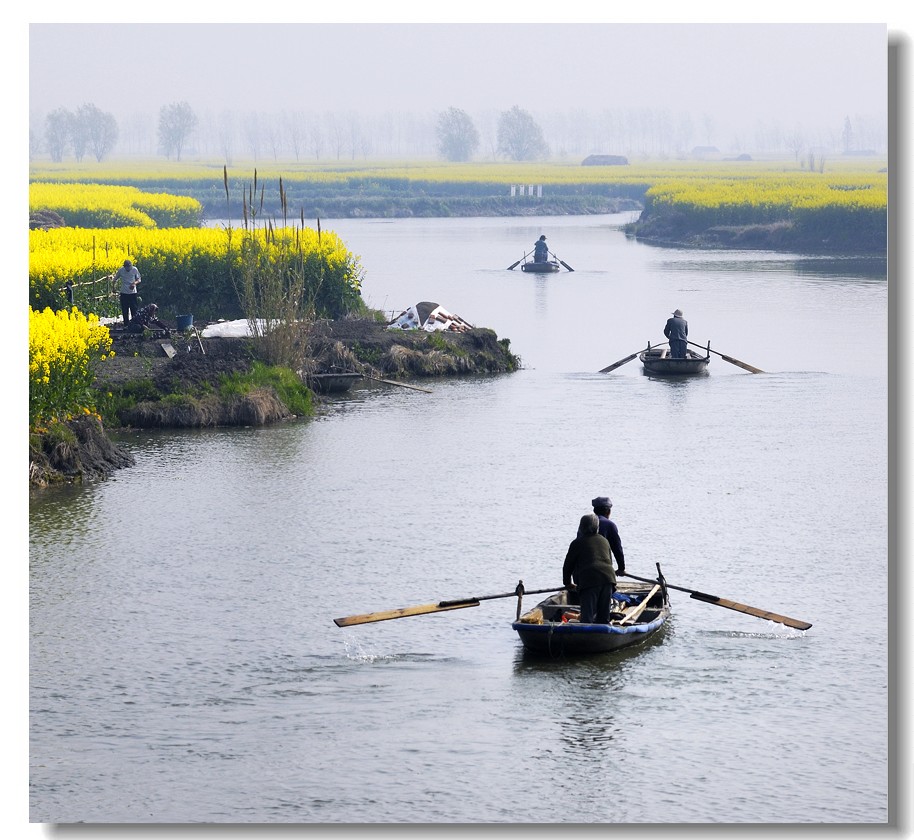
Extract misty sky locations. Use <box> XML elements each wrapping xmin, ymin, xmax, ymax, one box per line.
<box><xmin>29</xmin><ymin>21</ymin><xmax>888</xmax><ymax>140</ymax></box>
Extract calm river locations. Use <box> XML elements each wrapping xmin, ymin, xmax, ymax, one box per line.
<box><xmin>29</xmin><ymin>215</ymin><xmax>890</xmax><ymax>829</ymax></box>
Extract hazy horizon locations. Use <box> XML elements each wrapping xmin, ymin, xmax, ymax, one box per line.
<box><xmin>29</xmin><ymin>22</ymin><xmax>888</xmax><ymax>155</ymax></box>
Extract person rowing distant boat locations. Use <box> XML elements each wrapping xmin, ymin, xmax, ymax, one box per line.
<box><xmin>664</xmin><ymin>308</ymin><xmax>689</xmax><ymax>358</ymax></box>
<box><xmin>533</xmin><ymin>234</ymin><xmax>549</xmax><ymax>263</ymax></box>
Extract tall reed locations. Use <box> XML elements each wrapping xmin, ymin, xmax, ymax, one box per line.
<box><xmin>223</xmin><ymin>167</ymin><xmax>323</xmax><ymax>371</ymax></box>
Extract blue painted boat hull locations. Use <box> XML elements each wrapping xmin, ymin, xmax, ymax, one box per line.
<box><xmin>512</xmin><ymin>582</ymin><xmax>670</xmax><ymax>657</ymax></box>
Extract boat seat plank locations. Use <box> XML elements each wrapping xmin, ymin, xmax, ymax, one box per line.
<box><xmin>620</xmin><ymin>584</ymin><xmax>661</xmax><ymax>625</ymax></box>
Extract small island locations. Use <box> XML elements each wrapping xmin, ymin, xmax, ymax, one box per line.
<box><xmin>29</xmin><ymin>316</ymin><xmax>520</xmax><ymax>488</ymax></box>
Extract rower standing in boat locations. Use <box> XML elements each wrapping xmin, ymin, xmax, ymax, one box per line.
<box><xmin>562</xmin><ymin>513</ymin><xmax>619</xmax><ymax>624</ymax></box>
<box><xmin>664</xmin><ymin>308</ymin><xmax>689</xmax><ymax>358</ymax></box>
<box><xmin>533</xmin><ymin>234</ymin><xmax>549</xmax><ymax>263</ymax></box>
<box><xmin>591</xmin><ymin>496</ymin><xmax>625</xmax><ymax>577</ymax></box>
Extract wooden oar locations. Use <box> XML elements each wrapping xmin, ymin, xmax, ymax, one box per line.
<box><xmin>620</xmin><ymin>584</ymin><xmax>661</xmax><ymax>625</ymax></box>
<box><xmin>334</xmin><ymin>584</ymin><xmax>565</xmax><ymax>627</ymax></box>
<box><xmin>599</xmin><ymin>346</ymin><xmax>649</xmax><ymax>373</ymax></box>
<box><xmin>549</xmin><ymin>251</ymin><xmax>574</xmax><ymax>271</ymax></box>
<box><xmin>363</xmin><ymin>373</ymin><xmax>432</xmax><ymax>394</ymax></box>
<box><xmin>507</xmin><ymin>251</ymin><xmax>530</xmax><ymax>270</ymax></box>
<box><xmin>621</xmin><ymin>571</ymin><xmax>812</xmax><ymax>630</ymax></box>
<box><xmin>687</xmin><ymin>340</ymin><xmax>764</xmax><ymax>374</ymax></box>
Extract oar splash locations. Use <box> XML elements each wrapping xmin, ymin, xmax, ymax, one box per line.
<box><xmin>623</xmin><ymin>564</ymin><xmax>811</xmax><ymax>630</ymax></box>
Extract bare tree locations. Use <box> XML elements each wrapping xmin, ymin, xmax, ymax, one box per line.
<box><xmin>29</xmin><ymin>127</ymin><xmax>41</xmax><ymax>161</ymax></box>
<box><xmin>675</xmin><ymin>112</ymin><xmax>694</xmax><ymax>157</ymax></box>
<box><xmin>496</xmin><ymin>106</ymin><xmax>549</xmax><ymax>161</ymax></box>
<box><xmin>158</xmin><ymin>101</ymin><xmax>198</xmax><ymax>161</ymax></box>
<box><xmin>841</xmin><ymin>116</ymin><xmax>854</xmax><ymax>152</ymax></box>
<box><xmin>325</xmin><ymin>113</ymin><xmax>345</xmax><ymax>160</ymax></box>
<box><xmin>309</xmin><ymin>121</ymin><xmax>324</xmax><ymax>160</ymax></box>
<box><xmin>44</xmin><ymin>108</ymin><xmax>73</xmax><ymax>162</ymax></box>
<box><xmin>700</xmin><ymin>112</ymin><xmax>716</xmax><ymax>147</ymax></box>
<box><xmin>285</xmin><ymin>111</ymin><xmax>306</xmax><ymax>161</ymax></box>
<box><xmin>785</xmin><ymin>125</ymin><xmax>806</xmax><ymax>161</ymax></box>
<box><xmin>345</xmin><ymin>112</ymin><xmax>362</xmax><ymax>160</ymax></box>
<box><xmin>77</xmin><ymin>103</ymin><xmax>118</xmax><ymax>162</ymax></box>
<box><xmin>435</xmin><ymin>107</ymin><xmax>480</xmax><ymax>161</ymax></box>
<box><xmin>263</xmin><ymin>113</ymin><xmax>282</xmax><ymax>161</ymax></box>
<box><xmin>70</xmin><ymin>107</ymin><xmax>91</xmax><ymax>162</ymax></box>
<box><xmin>217</xmin><ymin>111</ymin><xmax>236</xmax><ymax>164</ymax></box>
<box><xmin>241</xmin><ymin>112</ymin><xmax>262</xmax><ymax>161</ymax></box>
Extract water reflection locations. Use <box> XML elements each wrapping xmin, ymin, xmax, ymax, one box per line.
<box><xmin>510</xmin><ymin>634</ymin><xmax>671</xmax><ymax>756</ymax></box>
<box><xmin>30</xmin><ymin>215</ymin><xmax>887</xmax><ymax>824</ymax></box>
<box><xmin>533</xmin><ymin>276</ymin><xmax>550</xmax><ymax>318</ymax></box>
<box><xmin>660</xmin><ymin>255</ymin><xmax>887</xmax><ymax>281</ymax></box>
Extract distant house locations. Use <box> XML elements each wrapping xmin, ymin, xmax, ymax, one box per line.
<box><xmin>581</xmin><ymin>154</ymin><xmax>629</xmax><ymax>166</ymax></box>
<box><xmin>690</xmin><ymin>146</ymin><xmax>721</xmax><ymax>160</ymax></box>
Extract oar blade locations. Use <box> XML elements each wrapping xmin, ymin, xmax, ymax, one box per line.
<box><xmin>334</xmin><ymin>600</ymin><xmax>479</xmax><ymax>627</ymax></box>
<box><xmin>559</xmin><ymin>260</ymin><xmax>575</xmax><ymax>272</ymax></box>
<box><xmin>720</xmin><ymin>354</ymin><xmax>764</xmax><ymax>374</ymax></box>
<box><xmin>599</xmin><ymin>352</ymin><xmax>638</xmax><ymax>373</ymax></box>
<box><xmin>506</xmin><ymin>260</ymin><xmax>521</xmax><ymax>270</ymax></box>
<box><xmin>688</xmin><ymin>341</ymin><xmax>764</xmax><ymax>374</ymax></box>
<box><xmin>689</xmin><ymin>592</ymin><xmax>811</xmax><ymax>630</ymax></box>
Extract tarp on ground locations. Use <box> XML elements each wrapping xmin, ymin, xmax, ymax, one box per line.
<box><xmin>386</xmin><ymin>301</ymin><xmax>474</xmax><ymax>333</ymax></box>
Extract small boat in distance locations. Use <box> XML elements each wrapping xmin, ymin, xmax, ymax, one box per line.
<box><xmin>306</xmin><ymin>372</ymin><xmax>363</xmax><ymax>393</ymax></box>
<box><xmin>520</xmin><ymin>259</ymin><xmax>561</xmax><ymax>273</ymax></box>
<box><xmin>507</xmin><ymin>252</ymin><xmax>574</xmax><ymax>272</ymax></box>
<box><xmin>639</xmin><ymin>342</ymin><xmax>711</xmax><ymax>376</ymax></box>
<box><xmin>512</xmin><ymin>575</ymin><xmax>670</xmax><ymax>658</ymax></box>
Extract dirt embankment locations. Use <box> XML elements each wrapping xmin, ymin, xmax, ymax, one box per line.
<box><xmin>623</xmin><ymin>207</ymin><xmax>885</xmax><ymax>254</ymax></box>
<box><xmin>94</xmin><ymin>318</ymin><xmax>519</xmax><ymax>395</ymax></box>
<box><xmin>29</xmin><ymin>414</ymin><xmax>135</xmax><ymax>490</ymax></box>
<box><xmin>31</xmin><ymin>318</ymin><xmax>519</xmax><ymax>488</ymax></box>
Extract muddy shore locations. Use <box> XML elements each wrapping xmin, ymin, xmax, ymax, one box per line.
<box><xmin>30</xmin><ymin>318</ymin><xmax>520</xmax><ymax>488</ymax></box>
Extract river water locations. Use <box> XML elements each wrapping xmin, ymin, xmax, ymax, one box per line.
<box><xmin>29</xmin><ymin>215</ymin><xmax>892</xmax><ymax>830</ymax></box>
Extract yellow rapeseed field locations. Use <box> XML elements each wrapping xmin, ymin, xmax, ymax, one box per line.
<box><xmin>29</xmin><ymin>224</ymin><xmax>361</xmax><ymax>314</ymax></box>
<box><xmin>29</xmin><ymin>306</ymin><xmax>113</xmax><ymax>427</ymax></box>
<box><xmin>30</xmin><ymin>182</ymin><xmax>202</xmax><ymax>228</ymax></box>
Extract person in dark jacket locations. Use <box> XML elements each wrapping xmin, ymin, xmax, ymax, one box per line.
<box><xmin>591</xmin><ymin>496</ymin><xmax>625</xmax><ymax>576</ymax></box>
<box><xmin>562</xmin><ymin>513</ymin><xmax>618</xmax><ymax>624</ymax></box>
<box><xmin>663</xmin><ymin>308</ymin><xmax>689</xmax><ymax>358</ymax></box>
<box><xmin>533</xmin><ymin>234</ymin><xmax>549</xmax><ymax>263</ymax></box>
<box><xmin>127</xmin><ymin>303</ymin><xmax>171</xmax><ymax>334</ymax></box>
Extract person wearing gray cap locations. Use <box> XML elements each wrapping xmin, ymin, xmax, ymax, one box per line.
<box><xmin>591</xmin><ymin>496</ymin><xmax>625</xmax><ymax>577</ymax></box>
<box><xmin>562</xmin><ymin>513</ymin><xmax>618</xmax><ymax>624</ymax></box>
<box><xmin>115</xmin><ymin>258</ymin><xmax>141</xmax><ymax>328</ymax></box>
<box><xmin>663</xmin><ymin>308</ymin><xmax>689</xmax><ymax>358</ymax></box>
<box><xmin>533</xmin><ymin>234</ymin><xmax>548</xmax><ymax>263</ymax></box>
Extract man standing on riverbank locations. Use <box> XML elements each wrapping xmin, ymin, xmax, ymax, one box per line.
<box><xmin>664</xmin><ymin>308</ymin><xmax>688</xmax><ymax>358</ymax></box>
<box><xmin>115</xmin><ymin>259</ymin><xmax>141</xmax><ymax>328</ymax></box>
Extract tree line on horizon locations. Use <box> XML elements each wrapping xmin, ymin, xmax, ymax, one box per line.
<box><xmin>29</xmin><ymin>100</ymin><xmax>887</xmax><ymax>166</ymax></box>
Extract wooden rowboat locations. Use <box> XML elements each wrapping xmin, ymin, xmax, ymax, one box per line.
<box><xmin>520</xmin><ymin>260</ymin><xmax>561</xmax><ymax>273</ymax></box>
<box><xmin>512</xmin><ymin>576</ymin><xmax>670</xmax><ymax>658</ymax></box>
<box><xmin>307</xmin><ymin>372</ymin><xmax>363</xmax><ymax>393</ymax></box>
<box><xmin>333</xmin><ymin>565</ymin><xmax>810</xmax><ymax>648</ymax></box>
<box><xmin>639</xmin><ymin>343</ymin><xmax>710</xmax><ymax>376</ymax></box>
